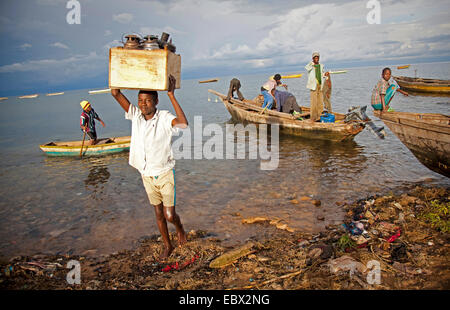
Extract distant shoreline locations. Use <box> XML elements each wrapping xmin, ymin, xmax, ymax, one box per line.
<box><xmin>1</xmin><ymin>60</ymin><xmax>449</xmax><ymax>98</ymax></box>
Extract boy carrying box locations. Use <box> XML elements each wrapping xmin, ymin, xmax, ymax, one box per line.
<box><xmin>111</xmin><ymin>75</ymin><xmax>188</xmax><ymax>259</ymax></box>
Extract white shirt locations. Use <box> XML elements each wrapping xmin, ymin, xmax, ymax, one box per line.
<box><xmin>125</xmin><ymin>104</ymin><xmax>179</xmax><ymax>176</ymax></box>
<box><xmin>305</xmin><ymin>62</ymin><xmax>326</xmax><ymax>91</ymax></box>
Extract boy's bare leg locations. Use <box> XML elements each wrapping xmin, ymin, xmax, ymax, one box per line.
<box><xmin>164</xmin><ymin>206</ymin><xmax>187</xmax><ymax>246</ymax></box>
<box><xmin>154</xmin><ymin>204</ymin><xmax>174</xmax><ymax>259</ymax></box>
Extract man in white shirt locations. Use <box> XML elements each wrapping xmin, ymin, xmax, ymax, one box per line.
<box><xmin>111</xmin><ymin>75</ymin><xmax>188</xmax><ymax>259</ymax></box>
<box><xmin>305</xmin><ymin>52</ymin><xmax>328</xmax><ymax>122</ymax></box>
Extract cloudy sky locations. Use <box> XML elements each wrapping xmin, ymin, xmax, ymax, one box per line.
<box><xmin>0</xmin><ymin>0</ymin><xmax>449</xmax><ymax>96</ymax></box>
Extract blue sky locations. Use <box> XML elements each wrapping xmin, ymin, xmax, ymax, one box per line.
<box><xmin>0</xmin><ymin>0</ymin><xmax>449</xmax><ymax>96</ymax></box>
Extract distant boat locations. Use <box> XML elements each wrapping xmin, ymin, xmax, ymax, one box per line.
<box><xmin>397</xmin><ymin>65</ymin><xmax>410</xmax><ymax>69</ymax></box>
<box><xmin>393</xmin><ymin>76</ymin><xmax>450</xmax><ymax>94</ymax></box>
<box><xmin>329</xmin><ymin>70</ymin><xmax>347</xmax><ymax>74</ymax></box>
<box><xmin>89</xmin><ymin>88</ymin><xmax>111</xmax><ymax>94</ymax></box>
<box><xmin>281</xmin><ymin>74</ymin><xmax>303</xmax><ymax>79</ymax></box>
<box><xmin>46</xmin><ymin>92</ymin><xmax>64</xmax><ymax>96</ymax></box>
<box><xmin>199</xmin><ymin>79</ymin><xmax>219</xmax><ymax>84</ymax></box>
<box><xmin>19</xmin><ymin>94</ymin><xmax>39</xmax><ymax>99</ymax></box>
<box><xmin>40</xmin><ymin>136</ymin><xmax>130</xmax><ymax>157</ymax></box>
<box><xmin>0</xmin><ymin>97</ymin><xmax>7</xmax><ymax>101</ymax></box>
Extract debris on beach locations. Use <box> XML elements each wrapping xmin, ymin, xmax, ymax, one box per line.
<box><xmin>1</xmin><ymin>185</ymin><xmax>448</xmax><ymax>290</ymax></box>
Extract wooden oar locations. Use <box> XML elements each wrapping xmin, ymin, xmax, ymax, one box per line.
<box><xmin>79</xmin><ymin>131</ymin><xmax>86</xmax><ymax>158</ymax></box>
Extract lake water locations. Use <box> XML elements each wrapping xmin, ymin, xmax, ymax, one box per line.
<box><xmin>0</xmin><ymin>63</ymin><xmax>449</xmax><ymax>259</ymax></box>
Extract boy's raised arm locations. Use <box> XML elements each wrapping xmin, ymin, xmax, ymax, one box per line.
<box><xmin>111</xmin><ymin>89</ymin><xmax>131</xmax><ymax>112</ymax></box>
<box><xmin>167</xmin><ymin>75</ymin><xmax>188</xmax><ymax>129</ymax></box>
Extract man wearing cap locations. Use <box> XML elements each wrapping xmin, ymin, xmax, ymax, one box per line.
<box><xmin>80</xmin><ymin>100</ymin><xmax>105</xmax><ymax>145</ymax></box>
<box><xmin>305</xmin><ymin>52</ymin><xmax>328</xmax><ymax>122</ymax></box>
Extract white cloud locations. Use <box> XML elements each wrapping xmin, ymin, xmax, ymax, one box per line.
<box><xmin>245</xmin><ymin>58</ymin><xmax>274</xmax><ymax>68</ymax></box>
<box><xmin>0</xmin><ymin>52</ymin><xmax>101</xmax><ymax>73</ymax></box>
<box><xmin>103</xmin><ymin>40</ymin><xmax>122</xmax><ymax>50</ymax></box>
<box><xmin>19</xmin><ymin>43</ymin><xmax>32</xmax><ymax>50</ymax></box>
<box><xmin>51</xmin><ymin>42</ymin><xmax>69</xmax><ymax>49</ymax></box>
<box><xmin>36</xmin><ymin>0</ymin><xmax>66</xmax><ymax>5</ymax></box>
<box><xmin>198</xmin><ymin>0</ymin><xmax>450</xmax><ymax>68</ymax></box>
<box><xmin>113</xmin><ymin>13</ymin><xmax>133</xmax><ymax>24</ymax></box>
<box><xmin>139</xmin><ymin>26</ymin><xmax>185</xmax><ymax>37</ymax></box>
<box><xmin>104</xmin><ymin>30</ymin><xmax>112</xmax><ymax>36</ymax></box>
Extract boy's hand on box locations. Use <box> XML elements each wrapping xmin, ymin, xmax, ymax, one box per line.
<box><xmin>168</xmin><ymin>75</ymin><xmax>176</xmax><ymax>96</ymax></box>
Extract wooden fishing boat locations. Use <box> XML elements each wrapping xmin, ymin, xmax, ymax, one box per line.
<box><xmin>88</xmin><ymin>88</ymin><xmax>111</xmax><ymax>94</ymax></box>
<box><xmin>19</xmin><ymin>94</ymin><xmax>39</xmax><ymax>99</ymax></box>
<box><xmin>373</xmin><ymin>110</ymin><xmax>450</xmax><ymax>177</ymax></box>
<box><xmin>393</xmin><ymin>76</ymin><xmax>450</xmax><ymax>94</ymax></box>
<box><xmin>199</xmin><ymin>79</ymin><xmax>219</xmax><ymax>84</ymax></box>
<box><xmin>46</xmin><ymin>92</ymin><xmax>64</xmax><ymax>96</ymax></box>
<box><xmin>0</xmin><ymin>97</ymin><xmax>8</xmax><ymax>101</ymax></box>
<box><xmin>397</xmin><ymin>65</ymin><xmax>410</xmax><ymax>69</ymax></box>
<box><xmin>40</xmin><ymin>136</ymin><xmax>131</xmax><ymax>157</ymax></box>
<box><xmin>208</xmin><ymin>90</ymin><xmax>365</xmax><ymax>142</ymax></box>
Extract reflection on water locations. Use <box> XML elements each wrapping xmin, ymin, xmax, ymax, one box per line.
<box><xmin>0</xmin><ymin>64</ymin><xmax>449</xmax><ymax>259</ymax></box>
<box><xmin>85</xmin><ymin>166</ymin><xmax>110</xmax><ymax>187</ymax></box>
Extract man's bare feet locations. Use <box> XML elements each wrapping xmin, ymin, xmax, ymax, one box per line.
<box><xmin>159</xmin><ymin>245</ymin><xmax>174</xmax><ymax>260</ymax></box>
<box><xmin>178</xmin><ymin>230</ymin><xmax>187</xmax><ymax>247</ymax></box>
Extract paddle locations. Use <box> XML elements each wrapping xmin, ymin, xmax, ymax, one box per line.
<box><xmin>80</xmin><ymin>130</ymin><xmax>86</xmax><ymax>158</ymax></box>
<box><xmin>259</xmin><ymin>106</ymin><xmax>268</xmax><ymax>114</ymax></box>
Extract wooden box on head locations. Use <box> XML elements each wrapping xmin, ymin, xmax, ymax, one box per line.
<box><xmin>109</xmin><ymin>46</ymin><xmax>181</xmax><ymax>91</ymax></box>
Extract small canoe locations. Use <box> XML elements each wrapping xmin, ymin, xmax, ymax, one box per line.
<box><xmin>208</xmin><ymin>90</ymin><xmax>365</xmax><ymax>142</ymax></box>
<box><xmin>281</xmin><ymin>74</ymin><xmax>303</xmax><ymax>79</ymax></box>
<box><xmin>329</xmin><ymin>70</ymin><xmax>347</xmax><ymax>74</ymax></box>
<box><xmin>397</xmin><ymin>65</ymin><xmax>410</xmax><ymax>69</ymax></box>
<box><xmin>199</xmin><ymin>79</ymin><xmax>219</xmax><ymax>84</ymax></box>
<box><xmin>40</xmin><ymin>136</ymin><xmax>131</xmax><ymax>157</ymax></box>
<box><xmin>89</xmin><ymin>88</ymin><xmax>111</xmax><ymax>94</ymax></box>
<box><xmin>0</xmin><ymin>97</ymin><xmax>8</xmax><ymax>101</ymax></box>
<box><xmin>373</xmin><ymin>110</ymin><xmax>450</xmax><ymax>177</ymax></box>
<box><xmin>19</xmin><ymin>94</ymin><xmax>39</xmax><ymax>99</ymax></box>
<box><xmin>46</xmin><ymin>92</ymin><xmax>64</xmax><ymax>96</ymax></box>
<box><xmin>393</xmin><ymin>76</ymin><xmax>450</xmax><ymax>94</ymax></box>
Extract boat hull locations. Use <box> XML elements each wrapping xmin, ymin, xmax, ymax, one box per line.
<box><xmin>393</xmin><ymin>76</ymin><xmax>450</xmax><ymax>94</ymax></box>
<box><xmin>209</xmin><ymin>90</ymin><xmax>364</xmax><ymax>142</ymax></box>
<box><xmin>40</xmin><ymin>136</ymin><xmax>131</xmax><ymax>157</ymax></box>
<box><xmin>374</xmin><ymin>111</ymin><xmax>450</xmax><ymax>177</ymax></box>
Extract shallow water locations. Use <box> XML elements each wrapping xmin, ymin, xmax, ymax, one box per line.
<box><xmin>0</xmin><ymin>63</ymin><xmax>449</xmax><ymax>259</ymax></box>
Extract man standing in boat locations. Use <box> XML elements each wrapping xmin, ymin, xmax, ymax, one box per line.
<box><xmin>305</xmin><ymin>52</ymin><xmax>329</xmax><ymax>122</ymax></box>
<box><xmin>111</xmin><ymin>75</ymin><xmax>188</xmax><ymax>259</ymax></box>
<box><xmin>80</xmin><ymin>100</ymin><xmax>105</xmax><ymax>145</ymax></box>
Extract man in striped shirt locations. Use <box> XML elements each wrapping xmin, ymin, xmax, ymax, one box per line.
<box><xmin>80</xmin><ymin>100</ymin><xmax>105</xmax><ymax>145</ymax></box>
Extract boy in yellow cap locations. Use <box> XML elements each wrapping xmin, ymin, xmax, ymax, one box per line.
<box><xmin>80</xmin><ymin>100</ymin><xmax>105</xmax><ymax>145</ymax></box>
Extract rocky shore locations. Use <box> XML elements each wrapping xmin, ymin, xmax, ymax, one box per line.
<box><xmin>1</xmin><ymin>185</ymin><xmax>448</xmax><ymax>290</ymax></box>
